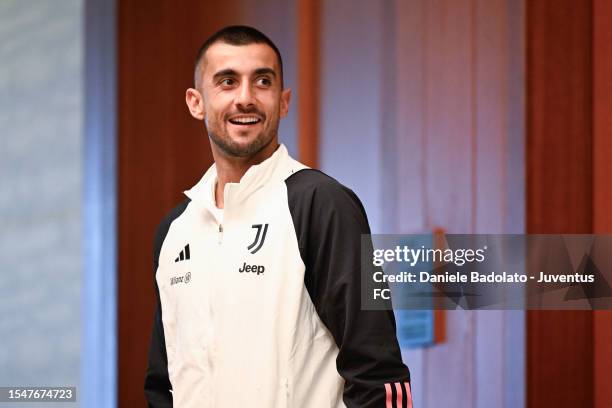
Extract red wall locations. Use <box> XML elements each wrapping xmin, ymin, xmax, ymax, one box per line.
<box><xmin>527</xmin><ymin>0</ymin><xmax>612</xmax><ymax>406</ymax></box>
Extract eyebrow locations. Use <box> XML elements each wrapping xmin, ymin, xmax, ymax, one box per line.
<box><xmin>212</xmin><ymin>68</ymin><xmax>238</xmax><ymax>82</ymax></box>
<box><xmin>212</xmin><ymin>67</ymin><xmax>277</xmax><ymax>82</ymax></box>
<box><xmin>253</xmin><ymin>67</ymin><xmax>276</xmax><ymax>78</ymax></box>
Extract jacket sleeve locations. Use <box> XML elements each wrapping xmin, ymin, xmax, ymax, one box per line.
<box><xmin>144</xmin><ymin>293</ymin><xmax>173</xmax><ymax>407</ymax></box>
<box><xmin>144</xmin><ymin>200</ymin><xmax>190</xmax><ymax>407</ymax></box>
<box><xmin>286</xmin><ymin>170</ymin><xmax>412</xmax><ymax>408</ymax></box>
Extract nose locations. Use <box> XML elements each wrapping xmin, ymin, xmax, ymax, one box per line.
<box><xmin>235</xmin><ymin>81</ymin><xmax>255</xmax><ymax>109</ymax></box>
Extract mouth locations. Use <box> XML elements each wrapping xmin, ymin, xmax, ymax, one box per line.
<box><xmin>227</xmin><ymin>114</ymin><xmax>262</xmax><ymax>126</ymax></box>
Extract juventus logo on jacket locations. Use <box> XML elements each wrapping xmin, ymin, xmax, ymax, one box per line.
<box><xmin>247</xmin><ymin>224</ymin><xmax>268</xmax><ymax>254</ymax></box>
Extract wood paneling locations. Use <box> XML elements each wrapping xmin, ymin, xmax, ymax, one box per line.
<box><xmin>297</xmin><ymin>0</ymin><xmax>319</xmax><ymax>168</ymax></box>
<box><xmin>593</xmin><ymin>1</ymin><xmax>612</xmax><ymax>406</ymax></box>
<box><xmin>526</xmin><ymin>0</ymin><xmax>593</xmax><ymax>234</ymax></box>
<box><xmin>526</xmin><ymin>0</ymin><xmax>594</xmax><ymax>407</ymax></box>
<box><xmin>527</xmin><ymin>312</ymin><xmax>593</xmax><ymax>408</ymax></box>
<box><xmin>594</xmin><ymin>312</ymin><xmax>612</xmax><ymax>408</ymax></box>
<box><xmin>593</xmin><ymin>1</ymin><xmax>612</xmax><ymax>233</ymax></box>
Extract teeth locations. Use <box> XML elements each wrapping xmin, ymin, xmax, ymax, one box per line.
<box><xmin>231</xmin><ymin>116</ymin><xmax>259</xmax><ymax>124</ymax></box>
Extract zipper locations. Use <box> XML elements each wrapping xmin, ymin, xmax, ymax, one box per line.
<box><xmin>218</xmin><ymin>224</ymin><xmax>223</xmax><ymax>244</ymax></box>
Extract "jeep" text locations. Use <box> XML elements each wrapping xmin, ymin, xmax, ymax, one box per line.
<box><xmin>238</xmin><ymin>262</ymin><xmax>265</xmax><ymax>275</ymax></box>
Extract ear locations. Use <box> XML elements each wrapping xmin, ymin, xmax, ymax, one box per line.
<box><xmin>185</xmin><ymin>88</ymin><xmax>205</xmax><ymax>120</ymax></box>
<box><xmin>279</xmin><ymin>88</ymin><xmax>291</xmax><ymax>118</ymax></box>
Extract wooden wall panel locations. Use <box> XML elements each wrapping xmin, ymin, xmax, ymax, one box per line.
<box><xmin>526</xmin><ymin>0</ymin><xmax>594</xmax><ymax>407</ymax></box>
<box><xmin>297</xmin><ymin>0</ymin><xmax>319</xmax><ymax>168</ymax></box>
<box><xmin>593</xmin><ymin>2</ymin><xmax>612</xmax><ymax>232</ymax></box>
<box><xmin>593</xmin><ymin>1</ymin><xmax>612</xmax><ymax>407</ymax></box>
<box><xmin>594</xmin><ymin>309</ymin><xmax>612</xmax><ymax>408</ymax></box>
<box><xmin>526</xmin><ymin>0</ymin><xmax>593</xmax><ymax>234</ymax></box>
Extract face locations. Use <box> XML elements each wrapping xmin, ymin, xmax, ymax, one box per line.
<box><xmin>186</xmin><ymin>42</ymin><xmax>290</xmax><ymax>159</ymax></box>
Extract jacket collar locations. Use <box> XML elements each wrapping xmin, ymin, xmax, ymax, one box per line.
<box><xmin>184</xmin><ymin>143</ymin><xmax>299</xmax><ymax>211</ymax></box>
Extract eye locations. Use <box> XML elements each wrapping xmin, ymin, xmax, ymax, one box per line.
<box><xmin>219</xmin><ymin>78</ymin><xmax>236</xmax><ymax>88</ymax></box>
<box><xmin>256</xmin><ymin>77</ymin><xmax>272</xmax><ymax>87</ymax></box>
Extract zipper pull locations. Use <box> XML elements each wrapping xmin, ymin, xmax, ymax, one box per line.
<box><xmin>218</xmin><ymin>224</ymin><xmax>223</xmax><ymax>244</ymax></box>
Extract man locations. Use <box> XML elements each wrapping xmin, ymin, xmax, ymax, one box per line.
<box><xmin>145</xmin><ymin>25</ymin><xmax>411</xmax><ymax>408</ymax></box>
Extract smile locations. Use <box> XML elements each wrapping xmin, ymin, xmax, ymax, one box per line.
<box><xmin>228</xmin><ymin>115</ymin><xmax>262</xmax><ymax>125</ymax></box>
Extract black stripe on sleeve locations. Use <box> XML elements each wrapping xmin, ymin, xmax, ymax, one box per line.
<box><xmin>402</xmin><ymin>381</ymin><xmax>410</xmax><ymax>407</ymax></box>
<box><xmin>391</xmin><ymin>383</ymin><xmax>398</xmax><ymax>406</ymax></box>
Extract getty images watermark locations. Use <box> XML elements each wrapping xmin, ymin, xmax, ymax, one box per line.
<box><xmin>361</xmin><ymin>234</ymin><xmax>612</xmax><ymax>310</ymax></box>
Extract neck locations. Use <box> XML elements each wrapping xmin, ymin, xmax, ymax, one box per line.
<box><xmin>212</xmin><ymin>141</ymin><xmax>279</xmax><ymax>209</ymax></box>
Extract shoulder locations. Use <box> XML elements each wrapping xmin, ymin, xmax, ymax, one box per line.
<box><xmin>285</xmin><ymin>169</ymin><xmax>361</xmax><ymax>206</ymax></box>
<box><xmin>153</xmin><ymin>198</ymin><xmax>191</xmax><ymax>259</ymax></box>
<box><xmin>285</xmin><ymin>169</ymin><xmax>369</xmax><ymax>230</ymax></box>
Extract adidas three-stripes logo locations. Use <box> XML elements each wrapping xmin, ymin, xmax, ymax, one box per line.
<box><xmin>175</xmin><ymin>244</ymin><xmax>190</xmax><ymax>262</ymax></box>
<box><xmin>385</xmin><ymin>382</ymin><xmax>413</xmax><ymax>408</ymax></box>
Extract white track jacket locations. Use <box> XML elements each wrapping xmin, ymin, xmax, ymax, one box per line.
<box><xmin>144</xmin><ymin>145</ymin><xmax>411</xmax><ymax>408</ymax></box>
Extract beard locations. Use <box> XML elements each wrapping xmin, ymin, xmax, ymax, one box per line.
<box><xmin>205</xmin><ymin>110</ymin><xmax>279</xmax><ymax>158</ymax></box>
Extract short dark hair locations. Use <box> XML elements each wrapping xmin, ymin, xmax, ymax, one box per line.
<box><xmin>194</xmin><ymin>25</ymin><xmax>284</xmax><ymax>89</ymax></box>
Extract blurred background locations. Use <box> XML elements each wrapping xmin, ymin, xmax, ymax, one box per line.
<box><xmin>1</xmin><ymin>0</ymin><xmax>611</xmax><ymax>407</ymax></box>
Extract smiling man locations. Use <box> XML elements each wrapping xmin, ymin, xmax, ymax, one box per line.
<box><xmin>144</xmin><ymin>26</ymin><xmax>411</xmax><ymax>408</ymax></box>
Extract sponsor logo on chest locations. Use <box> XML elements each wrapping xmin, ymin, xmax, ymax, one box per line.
<box><xmin>238</xmin><ymin>262</ymin><xmax>265</xmax><ymax>275</ymax></box>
